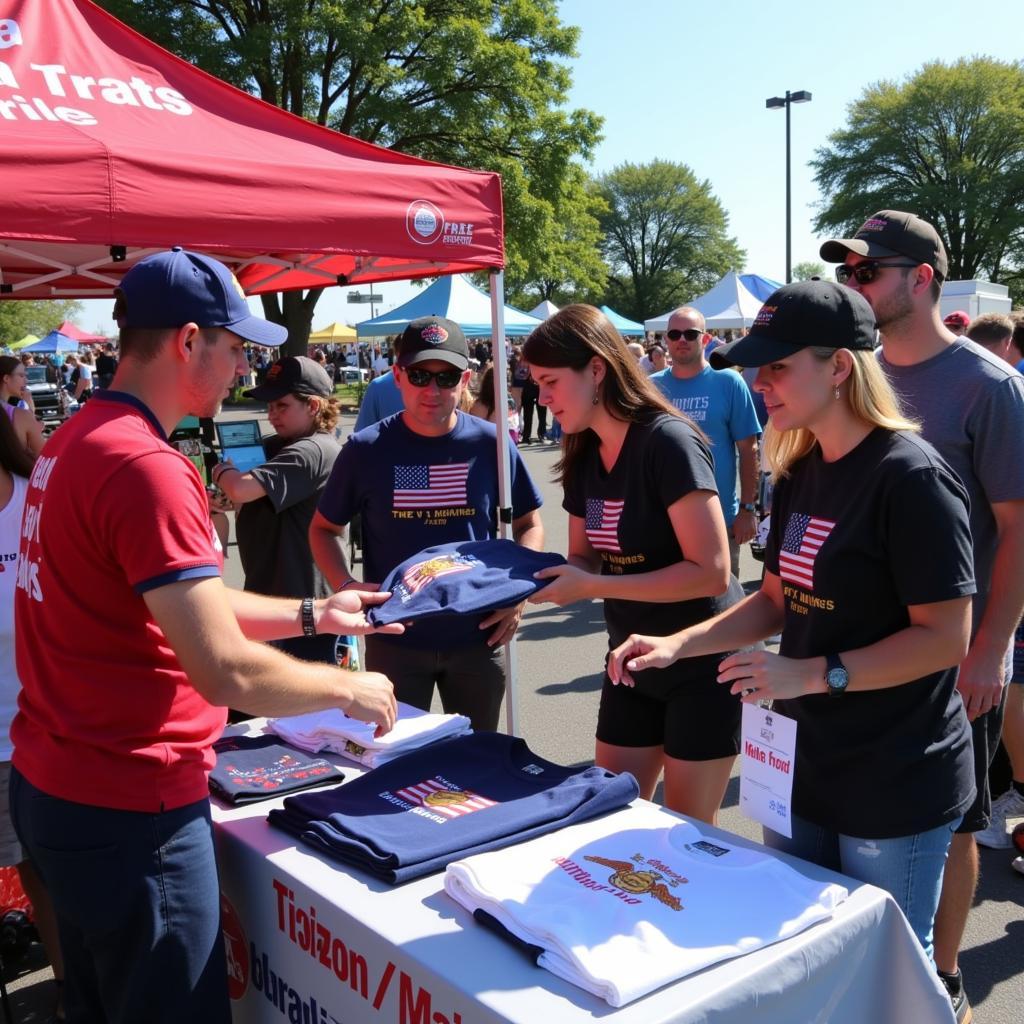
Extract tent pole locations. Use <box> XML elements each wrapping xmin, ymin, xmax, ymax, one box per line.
<box><xmin>489</xmin><ymin>270</ymin><xmax>519</xmax><ymax>738</ymax></box>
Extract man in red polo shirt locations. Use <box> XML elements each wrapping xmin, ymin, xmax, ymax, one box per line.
<box><xmin>10</xmin><ymin>249</ymin><xmax>398</xmax><ymax>1024</ymax></box>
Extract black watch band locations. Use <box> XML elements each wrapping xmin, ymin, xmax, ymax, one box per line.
<box><xmin>739</xmin><ymin>502</ymin><xmax>757</xmax><ymax>512</ymax></box>
<box><xmin>825</xmin><ymin>653</ymin><xmax>848</xmax><ymax>696</ymax></box>
<box><xmin>301</xmin><ymin>597</ymin><xmax>317</xmax><ymax>637</ymax></box>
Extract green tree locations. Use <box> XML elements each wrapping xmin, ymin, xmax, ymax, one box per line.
<box><xmin>596</xmin><ymin>161</ymin><xmax>745</xmax><ymax>322</ymax></box>
<box><xmin>812</xmin><ymin>58</ymin><xmax>1024</xmax><ymax>287</ymax></box>
<box><xmin>504</xmin><ymin>167</ymin><xmax>608</xmax><ymax>309</ymax></box>
<box><xmin>791</xmin><ymin>261</ymin><xmax>826</xmax><ymax>281</ymax></box>
<box><xmin>0</xmin><ymin>301</ymin><xmax>83</xmax><ymax>348</ymax></box>
<box><xmin>99</xmin><ymin>0</ymin><xmax>602</xmax><ymax>355</ymax></box>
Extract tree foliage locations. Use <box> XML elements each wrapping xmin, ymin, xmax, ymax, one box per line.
<box><xmin>596</xmin><ymin>161</ymin><xmax>745</xmax><ymax>322</ymax></box>
<box><xmin>98</xmin><ymin>1</ymin><xmax>602</xmax><ymax>354</ymax></box>
<box><xmin>791</xmin><ymin>261</ymin><xmax>826</xmax><ymax>282</ymax></box>
<box><xmin>504</xmin><ymin>166</ymin><xmax>608</xmax><ymax>309</ymax></box>
<box><xmin>0</xmin><ymin>301</ymin><xmax>84</xmax><ymax>348</ymax></box>
<box><xmin>812</xmin><ymin>58</ymin><xmax>1024</xmax><ymax>286</ymax></box>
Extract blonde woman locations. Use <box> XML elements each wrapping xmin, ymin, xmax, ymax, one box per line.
<box><xmin>608</xmin><ymin>282</ymin><xmax>975</xmax><ymax>965</ymax></box>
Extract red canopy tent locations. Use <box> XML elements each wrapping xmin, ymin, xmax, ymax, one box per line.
<box><xmin>56</xmin><ymin>321</ymin><xmax>109</xmax><ymax>344</ymax></box>
<box><xmin>0</xmin><ymin>0</ymin><xmax>504</xmax><ymax>298</ymax></box>
<box><xmin>0</xmin><ymin>0</ymin><xmax>524</xmax><ymax>732</ymax></box>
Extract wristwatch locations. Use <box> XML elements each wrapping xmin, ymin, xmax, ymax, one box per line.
<box><xmin>739</xmin><ymin>502</ymin><xmax>757</xmax><ymax>513</ymax></box>
<box><xmin>824</xmin><ymin>653</ymin><xmax>849</xmax><ymax>696</ymax></box>
<box><xmin>301</xmin><ymin>597</ymin><xmax>317</xmax><ymax>638</ymax></box>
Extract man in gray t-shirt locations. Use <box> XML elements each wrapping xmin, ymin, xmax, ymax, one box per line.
<box><xmin>821</xmin><ymin>210</ymin><xmax>1024</xmax><ymax>1018</ymax></box>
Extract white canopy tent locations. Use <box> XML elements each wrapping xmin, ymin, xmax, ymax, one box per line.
<box><xmin>644</xmin><ymin>271</ymin><xmax>766</xmax><ymax>332</ymax></box>
<box><xmin>528</xmin><ymin>299</ymin><xmax>560</xmax><ymax>320</ymax></box>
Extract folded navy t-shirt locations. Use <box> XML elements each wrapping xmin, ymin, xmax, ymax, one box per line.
<box><xmin>367</xmin><ymin>539</ymin><xmax>566</xmax><ymax>636</ymax></box>
<box><xmin>210</xmin><ymin>735</ymin><xmax>344</xmax><ymax>804</ymax></box>
<box><xmin>268</xmin><ymin>731</ymin><xmax>639</xmax><ymax>883</ymax></box>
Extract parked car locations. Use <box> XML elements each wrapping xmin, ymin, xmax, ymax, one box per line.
<box><xmin>25</xmin><ymin>364</ymin><xmax>64</xmax><ymax>422</ymax></box>
<box><xmin>341</xmin><ymin>367</ymin><xmax>370</xmax><ymax>384</ymax></box>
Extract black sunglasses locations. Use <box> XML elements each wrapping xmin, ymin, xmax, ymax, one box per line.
<box><xmin>404</xmin><ymin>366</ymin><xmax>463</xmax><ymax>389</ymax></box>
<box><xmin>665</xmin><ymin>328</ymin><xmax>703</xmax><ymax>342</ymax></box>
<box><xmin>835</xmin><ymin>260</ymin><xmax>920</xmax><ymax>285</ymax></box>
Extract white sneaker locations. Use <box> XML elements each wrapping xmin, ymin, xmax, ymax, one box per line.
<box><xmin>974</xmin><ymin>787</ymin><xmax>1024</xmax><ymax>849</ymax></box>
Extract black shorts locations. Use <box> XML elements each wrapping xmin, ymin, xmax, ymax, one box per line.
<box><xmin>595</xmin><ymin>651</ymin><xmax>741</xmax><ymax>762</ymax></box>
<box><xmin>956</xmin><ymin>687</ymin><xmax>1008</xmax><ymax>834</ymax></box>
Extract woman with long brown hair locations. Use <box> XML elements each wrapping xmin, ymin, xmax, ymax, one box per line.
<box><xmin>0</xmin><ymin>356</ymin><xmax>44</xmax><ymax>459</ymax></box>
<box><xmin>525</xmin><ymin>304</ymin><xmax>742</xmax><ymax>822</ymax></box>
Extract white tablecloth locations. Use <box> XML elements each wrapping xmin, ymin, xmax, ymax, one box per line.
<box><xmin>212</xmin><ymin>728</ymin><xmax>955</xmax><ymax>1024</ymax></box>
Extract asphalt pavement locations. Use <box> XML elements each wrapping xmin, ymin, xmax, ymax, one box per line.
<box><xmin>3</xmin><ymin>409</ymin><xmax>1019</xmax><ymax>1021</ymax></box>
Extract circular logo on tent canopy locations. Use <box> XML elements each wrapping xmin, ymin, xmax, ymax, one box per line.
<box><xmin>406</xmin><ymin>200</ymin><xmax>445</xmax><ymax>245</ymax></box>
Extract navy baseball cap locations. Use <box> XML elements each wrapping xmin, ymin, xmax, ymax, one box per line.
<box><xmin>367</xmin><ymin>540</ymin><xmax>565</xmax><ymax>627</ymax></box>
<box><xmin>820</xmin><ymin>209</ymin><xmax>948</xmax><ymax>281</ymax></box>
<box><xmin>115</xmin><ymin>247</ymin><xmax>287</xmax><ymax>346</ymax></box>
<box><xmin>709</xmin><ymin>281</ymin><xmax>877</xmax><ymax>369</ymax></box>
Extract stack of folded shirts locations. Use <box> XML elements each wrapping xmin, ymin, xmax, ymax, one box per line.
<box><xmin>444</xmin><ymin>801</ymin><xmax>848</xmax><ymax>1006</ymax></box>
<box><xmin>209</xmin><ymin>734</ymin><xmax>344</xmax><ymax>804</ymax></box>
<box><xmin>267</xmin><ymin>732</ymin><xmax>639</xmax><ymax>884</ymax></box>
<box><xmin>269</xmin><ymin>702</ymin><xmax>471</xmax><ymax>769</ymax></box>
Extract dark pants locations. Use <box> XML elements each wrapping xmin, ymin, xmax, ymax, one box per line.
<box><xmin>365</xmin><ymin>636</ymin><xmax>506</xmax><ymax>731</ymax></box>
<box><xmin>10</xmin><ymin>768</ymin><xmax>231</xmax><ymax>1024</ymax></box>
<box><xmin>520</xmin><ymin>380</ymin><xmax>547</xmax><ymax>441</ymax></box>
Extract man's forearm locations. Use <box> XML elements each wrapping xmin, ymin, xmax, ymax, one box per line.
<box><xmin>973</xmin><ymin>527</ymin><xmax>1024</xmax><ymax>661</ymax></box>
<box><xmin>737</xmin><ymin>438</ymin><xmax>759</xmax><ymax>504</ymax></box>
<box><xmin>309</xmin><ymin>522</ymin><xmax>356</xmax><ymax>590</ymax></box>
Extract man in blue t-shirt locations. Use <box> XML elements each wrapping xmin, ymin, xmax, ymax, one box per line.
<box><xmin>651</xmin><ymin>306</ymin><xmax>761</xmax><ymax>577</ymax></box>
<box><xmin>310</xmin><ymin>316</ymin><xmax>544</xmax><ymax>730</ymax></box>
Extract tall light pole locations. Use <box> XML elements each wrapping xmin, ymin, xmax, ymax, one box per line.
<box><xmin>765</xmin><ymin>90</ymin><xmax>812</xmax><ymax>283</ymax></box>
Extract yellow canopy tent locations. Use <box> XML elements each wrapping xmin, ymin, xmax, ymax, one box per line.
<box><xmin>308</xmin><ymin>322</ymin><xmax>357</xmax><ymax>343</ymax></box>
<box><xmin>8</xmin><ymin>334</ymin><xmax>39</xmax><ymax>351</ymax></box>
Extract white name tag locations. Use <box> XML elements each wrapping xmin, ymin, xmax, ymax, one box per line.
<box><xmin>740</xmin><ymin>703</ymin><xmax>797</xmax><ymax>838</ymax></box>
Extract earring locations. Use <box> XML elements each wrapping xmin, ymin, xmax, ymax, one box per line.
<box><xmin>833</xmin><ymin>384</ymin><xmax>841</xmax><ymax>401</ymax></box>
<box><xmin>592</xmin><ymin>389</ymin><xmax>600</xmax><ymax>406</ymax></box>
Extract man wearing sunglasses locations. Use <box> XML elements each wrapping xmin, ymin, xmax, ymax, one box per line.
<box><xmin>822</xmin><ymin>210</ymin><xmax>1024</xmax><ymax>1023</ymax></box>
<box><xmin>651</xmin><ymin>307</ymin><xmax>761</xmax><ymax>578</ymax></box>
<box><xmin>310</xmin><ymin>316</ymin><xmax>544</xmax><ymax>731</ymax></box>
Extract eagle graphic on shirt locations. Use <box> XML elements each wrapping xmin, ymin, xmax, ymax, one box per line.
<box><xmin>584</xmin><ymin>855</ymin><xmax>684</xmax><ymax>911</ymax></box>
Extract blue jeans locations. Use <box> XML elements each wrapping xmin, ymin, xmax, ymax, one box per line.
<box><xmin>763</xmin><ymin>812</ymin><xmax>960</xmax><ymax>966</ymax></box>
<box><xmin>10</xmin><ymin>767</ymin><xmax>231</xmax><ymax>1024</ymax></box>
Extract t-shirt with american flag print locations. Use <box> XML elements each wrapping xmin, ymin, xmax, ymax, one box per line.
<box><xmin>764</xmin><ymin>427</ymin><xmax>977</xmax><ymax>839</ymax></box>
<box><xmin>562</xmin><ymin>413</ymin><xmax>731</xmax><ymax>646</ymax></box>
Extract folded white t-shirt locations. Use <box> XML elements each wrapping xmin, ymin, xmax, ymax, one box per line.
<box><xmin>445</xmin><ymin>802</ymin><xmax>847</xmax><ymax>1006</ymax></box>
<box><xmin>270</xmin><ymin>703</ymin><xmax>471</xmax><ymax>768</ymax></box>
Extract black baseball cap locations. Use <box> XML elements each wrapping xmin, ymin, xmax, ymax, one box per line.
<box><xmin>819</xmin><ymin>210</ymin><xmax>948</xmax><ymax>281</ymax></box>
<box><xmin>397</xmin><ymin>316</ymin><xmax>469</xmax><ymax>371</ymax></box>
<box><xmin>244</xmin><ymin>356</ymin><xmax>333</xmax><ymax>401</ymax></box>
<box><xmin>709</xmin><ymin>281</ymin><xmax>877</xmax><ymax>369</ymax></box>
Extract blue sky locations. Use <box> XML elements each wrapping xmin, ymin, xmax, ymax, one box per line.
<box><xmin>78</xmin><ymin>0</ymin><xmax>1022</xmax><ymax>333</ymax></box>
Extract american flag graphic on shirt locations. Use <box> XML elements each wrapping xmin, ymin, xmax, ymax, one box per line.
<box><xmin>778</xmin><ymin>513</ymin><xmax>836</xmax><ymax>591</ymax></box>
<box><xmin>585</xmin><ymin>498</ymin><xmax>624</xmax><ymax>553</ymax></box>
<box><xmin>400</xmin><ymin>553</ymin><xmax>476</xmax><ymax>597</ymax></box>
<box><xmin>393</xmin><ymin>463</ymin><xmax>470</xmax><ymax>508</ymax></box>
<box><xmin>394</xmin><ymin>778</ymin><xmax>497</xmax><ymax>819</ymax></box>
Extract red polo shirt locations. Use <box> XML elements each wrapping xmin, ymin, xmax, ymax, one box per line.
<box><xmin>12</xmin><ymin>392</ymin><xmax>225</xmax><ymax>812</ymax></box>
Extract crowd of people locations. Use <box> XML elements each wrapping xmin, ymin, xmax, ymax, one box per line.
<box><xmin>0</xmin><ymin>212</ymin><xmax>1021</xmax><ymax>1022</ymax></box>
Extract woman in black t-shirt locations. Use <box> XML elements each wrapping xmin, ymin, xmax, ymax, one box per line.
<box><xmin>607</xmin><ymin>282</ymin><xmax>975</xmax><ymax>963</ymax></box>
<box><xmin>524</xmin><ymin>304</ymin><xmax>741</xmax><ymax>824</ymax></box>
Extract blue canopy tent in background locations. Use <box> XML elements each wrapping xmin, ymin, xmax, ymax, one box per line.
<box><xmin>356</xmin><ymin>274</ymin><xmax>542</xmax><ymax>338</ymax></box>
<box><xmin>20</xmin><ymin>330</ymin><xmax>80</xmax><ymax>354</ymax></box>
<box><xmin>739</xmin><ymin>273</ymin><xmax>783</xmax><ymax>302</ymax></box>
<box><xmin>599</xmin><ymin>305</ymin><xmax>645</xmax><ymax>336</ymax></box>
